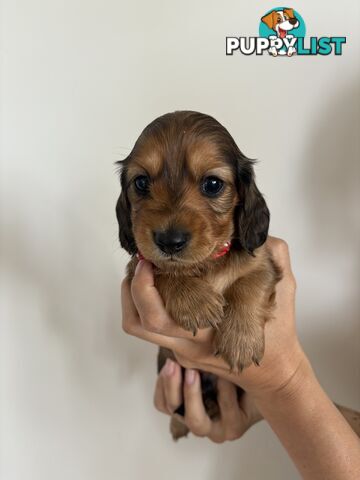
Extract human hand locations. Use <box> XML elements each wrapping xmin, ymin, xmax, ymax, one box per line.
<box><xmin>122</xmin><ymin>238</ymin><xmax>360</xmax><ymax>475</ymax></box>
<box><xmin>154</xmin><ymin>359</ymin><xmax>262</xmax><ymax>442</ymax></box>
<box><xmin>121</xmin><ymin>237</ymin><xmax>306</xmax><ymax>400</ymax></box>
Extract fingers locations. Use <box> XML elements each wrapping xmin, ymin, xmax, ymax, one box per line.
<box><xmin>154</xmin><ymin>365</ymin><xmax>253</xmax><ymax>443</ymax></box>
<box><xmin>160</xmin><ymin>359</ymin><xmax>183</xmax><ymax>413</ymax></box>
<box><xmin>182</xmin><ymin>373</ymin><xmax>249</xmax><ymax>443</ymax></box>
<box><xmin>153</xmin><ymin>376</ymin><xmax>167</xmax><ymax>414</ymax></box>
<box><xmin>183</xmin><ymin>369</ymin><xmax>212</xmax><ymax>437</ymax></box>
<box><xmin>130</xmin><ymin>260</ymin><xmax>170</xmax><ymax>332</ymax></box>
<box><xmin>154</xmin><ymin>360</ymin><xmax>183</xmax><ymax>415</ymax></box>
<box><xmin>216</xmin><ymin>378</ymin><xmax>245</xmax><ymax>440</ymax></box>
<box><xmin>267</xmin><ymin>237</ymin><xmax>294</xmax><ymax>280</ymax></box>
<box><xmin>266</xmin><ymin>237</ymin><xmax>297</xmax><ymax>301</ymax></box>
<box><xmin>238</xmin><ymin>391</ymin><xmax>263</xmax><ymax>426</ymax></box>
<box><xmin>121</xmin><ymin>277</ymin><xmax>176</xmax><ymax>349</ymax></box>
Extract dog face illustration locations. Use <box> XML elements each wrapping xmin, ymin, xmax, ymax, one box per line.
<box><xmin>261</xmin><ymin>8</ymin><xmax>299</xmax><ymax>39</ymax></box>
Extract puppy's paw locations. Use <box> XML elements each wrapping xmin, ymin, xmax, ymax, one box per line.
<box><xmin>287</xmin><ymin>47</ymin><xmax>296</xmax><ymax>56</ymax></box>
<box><xmin>268</xmin><ymin>47</ymin><xmax>278</xmax><ymax>56</ymax></box>
<box><xmin>170</xmin><ymin>416</ymin><xmax>189</xmax><ymax>441</ymax></box>
<box><xmin>214</xmin><ymin>319</ymin><xmax>265</xmax><ymax>371</ymax></box>
<box><xmin>166</xmin><ymin>282</ymin><xmax>225</xmax><ymax>334</ymax></box>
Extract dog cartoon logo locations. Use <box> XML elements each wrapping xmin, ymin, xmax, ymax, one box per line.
<box><xmin>260</xmin><ymin>7</ymin><xmax>305</xmax><ymax>56</ymax></box>
<box><xmin>226</xmin><ymin>8</ymin><xmax>346</xmax><ymax>57</ymax></box>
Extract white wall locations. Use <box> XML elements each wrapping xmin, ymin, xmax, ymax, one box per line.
<box><xmin>1</xmin><ymin>1</ymin><xmax>359</xmax><ymax>479</ymax></box>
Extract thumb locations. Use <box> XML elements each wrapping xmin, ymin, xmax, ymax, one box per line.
<box><xmin>131</xmin><ymin>259</ymin><xmax>168</xmax><ymax>325</ymax></box>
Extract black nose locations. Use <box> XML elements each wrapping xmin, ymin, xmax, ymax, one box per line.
<box><xmin>289</xmin><ymin>17</ymin><xmax>298</xmax><ymax>25</ymax></box>
<box><xmin>153</xmin><ymin>229</ymin><xmax>190</xmax><ymax>254</ymax></box>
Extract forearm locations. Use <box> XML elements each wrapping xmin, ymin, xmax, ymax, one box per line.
<box><xmin>253</xmin><ymin>356</ymin><xmax>360</xmax><ymax>480</ymax></box>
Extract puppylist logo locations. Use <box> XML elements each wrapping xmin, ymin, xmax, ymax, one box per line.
<box><xmin>226</xmin><ymin>7</ymin><xmax>346</xmax><ymax>57</ymax></box>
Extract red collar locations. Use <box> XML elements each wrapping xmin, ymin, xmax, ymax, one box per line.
<box><xmin>136</xmin><ymin>241</ymin><xmax>231</xmax><ymax>261</ymax></box>
<box><xmin>212</xmin><ymin>240</ymin><xmax>231</xmax><ymax>259</ymax></box>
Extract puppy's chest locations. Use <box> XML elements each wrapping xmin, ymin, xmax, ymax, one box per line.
<box><xmin>155</xmin><ymin>261</ymin><xmax>242</xmax><ymax>299</ymax></box>
<box><xmin>205</xmin><ymin>266</ymin><xmax>239</xmax><ymax>295</ymax></box>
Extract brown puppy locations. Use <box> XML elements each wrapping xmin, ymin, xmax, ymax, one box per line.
<box><xmin>116</xmin><ymin>111</ymin><xmax>282</xmax><ymax>438</ymax></box>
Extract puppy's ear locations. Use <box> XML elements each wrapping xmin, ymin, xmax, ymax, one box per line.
<box><xmin>115</xmin><ymin>161</ymin><xmax>137</xmax><ymax>255</ymax></box>
<box><xmin>233</xmin><ymin>162</ymin><xmax>270</xmax><ymax>254</ymax></box>
<box><xmin>284</xmin><ymin>8</ymin><xmax>295</xmax><ymax>18</ymax></box>
<box><xmin>261</xmin><ymin>11</ymin><xmax>276</xmax><ymax>30</ymax></box>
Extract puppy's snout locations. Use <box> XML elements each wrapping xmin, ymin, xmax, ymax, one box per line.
<box><xmin>153</xmin><ymin>229</ymin><xmax>191</xmax><ymax>255</ymax></box>
<box><xmin>289</xmin><ymin>17</ymin><xmax>298</xmax><ymax>25</ymax></box>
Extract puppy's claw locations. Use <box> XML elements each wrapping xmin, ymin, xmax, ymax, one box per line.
<box><xmin>214</xmin><ymin>327</ymin><xmax>265</xmax><ymax>373</ymax></box>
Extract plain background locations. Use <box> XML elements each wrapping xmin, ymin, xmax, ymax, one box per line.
<box><xmin>1</xmin><ymin>1</ymin><xmax>359</xmax><ymax>479</ymax></box>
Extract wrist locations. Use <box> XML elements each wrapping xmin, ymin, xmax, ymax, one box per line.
<box><xmin>252</xmin><ymin>351</ymin><xmax>316</xmax><ymax>413</ymax></box>
<box><xmin>246</xmin><ymin>343</ymin><xmax>314</xmax><ymax>402</ymax></box>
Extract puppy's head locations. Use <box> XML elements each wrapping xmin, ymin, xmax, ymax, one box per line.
<box><xmin>261</xmin><ymin>8</ymin><xmax>299</xmax><ymax>38</ymax></box>
<box><xmin>116</xmin><ymin>111</ymin><xmax>269</xmax><ymax>269</ymax></box>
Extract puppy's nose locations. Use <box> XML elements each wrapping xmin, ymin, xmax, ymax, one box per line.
<box><xmin>153</xmin><ymin>229</ymin><xmax>190</xmax><ymax>254</ymax></box>
<box><xmin>289</xmin><ymin>17</ymin><xmax>298</xmax><ymax>25</ymax></box>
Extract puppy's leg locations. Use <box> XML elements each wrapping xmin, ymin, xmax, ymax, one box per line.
<box><xmin>268</xmin><ymin>35</ymin><xmax>279</xmax><ymax>56</ymax></box>
<box><xmin>214</xmin><ymin>270</ymin><xmax>276</xmax><ymax>371</ymax></box>
<box><xmin>156</xmin><ymin>275</ymin><xmax>225</xmax><ymax>335</ymax></box>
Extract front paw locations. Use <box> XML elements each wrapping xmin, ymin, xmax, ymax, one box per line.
<box><xmin>166</xmin><ymin>283</ymin><xmax>225</xmax><ymax>334</ymax></box>
<box><xmin>268</xmin><ymin>47</ymin><xmax>278</xmax><ymax>56</ymax></box>
<box><xmin>287</xmin><ymin>47</ymin><xmax>296</xmax><ymax>56</ymax></box>
<box><xmin>214</xmin><ymin>321</ymin><xmax>265</xmax><ymax>371</ymax></box>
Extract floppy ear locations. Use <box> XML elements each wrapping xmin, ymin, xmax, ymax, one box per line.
<box><xmin>261</xmin><ymin>11</ymin><xmax>276</xmax><ymax>30</ymax></box>
<box><xmin>233</xmin><ymin>163</ymin><xmax>270</xmax><ymax>254</ymax></box>
<box><xmin>284</xmin><ymin>8</ymin><xmax>295</xmax><ymax>18</ymax></box>
<box><xmin>115</xmin><ymin>162</ymin><xmax>137</xmax><ymax>255</ymax></box>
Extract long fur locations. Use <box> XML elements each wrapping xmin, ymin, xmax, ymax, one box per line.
<box><xmin>116</xmin><ymin>111</ymin><xmax>282</xmax><ymax>439</ymax></box>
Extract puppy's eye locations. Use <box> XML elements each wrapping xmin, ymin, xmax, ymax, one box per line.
<box><xmin>134</xmin><ymin>175</ymin><xmax>150</xmax><ymax>194</ymax></box>
<box><xmin>201</xmin><ymin>176</ymin><xmax>224</xmax><ymax>197</ymax></box>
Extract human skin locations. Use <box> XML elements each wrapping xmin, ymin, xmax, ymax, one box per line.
<box><xmin>155</xmin><ymin>360</ymin><xmax>263</xmax><ymax>442</ymax></box>
<box><xmin>121</xmin><ymin>237</ymin><xmax>360</xmax><ymax>479</ymax></box>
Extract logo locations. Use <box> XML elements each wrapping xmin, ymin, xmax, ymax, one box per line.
<box><xmin>226</xmin><ymin>7</ymin><xmax>346</xmax><ymax>57</ymax></box>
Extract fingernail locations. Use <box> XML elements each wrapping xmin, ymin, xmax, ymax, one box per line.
<box><xmin>162</xmin><ymin>358</ymin><xmax>175</xmax><ymax>377</ymax></box>
<box><xmin>134</xmin><ymin>259</ymin><xmax>144</xmax><ymax>276</ymax></box>
<box><xmin>185</xmin><ymin>369</ymin><xmax>196</xmax><ymax>385</ymax></box>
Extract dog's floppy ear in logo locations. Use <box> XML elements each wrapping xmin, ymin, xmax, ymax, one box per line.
<box><xmin>261</xmin><ymin>10</ymin><xmax>277</xmax><ymax>30</ymax></box>
<box><xmin>284</xmin><ymin>7</ymin><xmax>295</xmax><ymax>18</ymax></box>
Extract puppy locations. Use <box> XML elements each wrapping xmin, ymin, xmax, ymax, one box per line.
<box><xmin>116</xmin><ymin>111</ymin><xmax>281</xmax><ymax>439</ymax></box>
<box><xmin>261</xmin><ymin>8</ymin><xmax>299</xmax><ymax>56</ymax></box>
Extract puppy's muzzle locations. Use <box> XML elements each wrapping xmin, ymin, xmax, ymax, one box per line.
<box><xmin>153</xmin><ymin>229</ymin><xmax>191</xmax><ymax>255</ymax></box>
